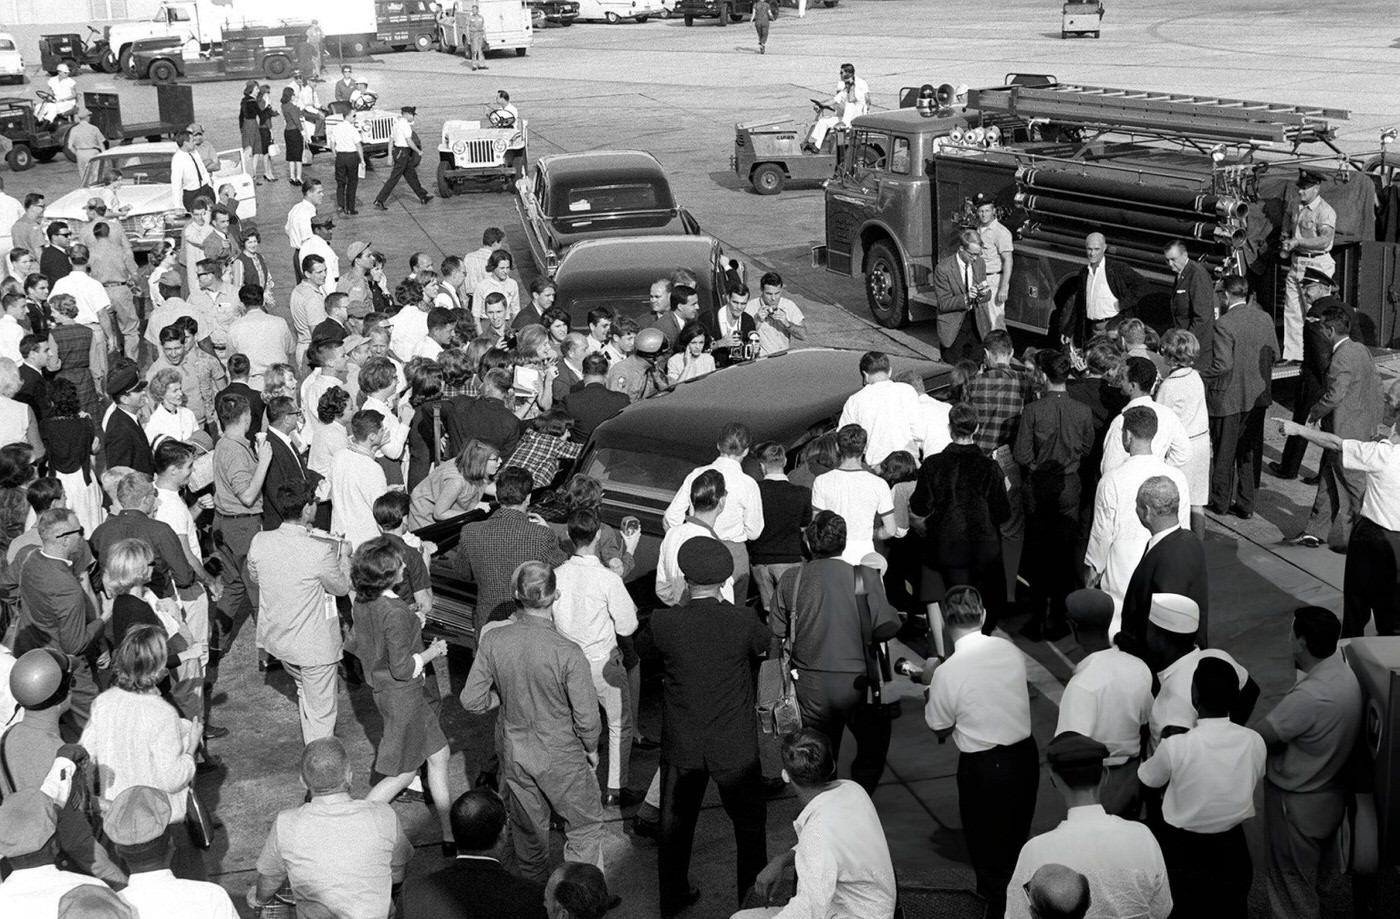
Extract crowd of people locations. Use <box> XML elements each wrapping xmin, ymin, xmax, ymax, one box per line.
<box><xmin>0</xmin><ymin>133</ymin><xmax>1392</xmax><ymax>919</ymax></box>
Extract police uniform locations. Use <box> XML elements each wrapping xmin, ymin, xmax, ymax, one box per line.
<box><xmin>606</xmin><ymin>354</ymin><xmax>664</xmax><ymax>402</ymax></box>
<box><xmin>973</xmin><ymin>193</ymin><xmax>1013</xmax><ymax>332</ymax></box>
<box><xmin>1282</xmin><ymin>171</ymin><xmax>1337</xmax><ymax>362</ymax></box>
<box><xmin>326</xmin><ymin>115</ymin><xmax>364</xmax><ymax>215</ymax></box>
<box><xmin>373</xmin><ymin>107</ymin><xmax>430</xmax><ymax>208</ymax></box>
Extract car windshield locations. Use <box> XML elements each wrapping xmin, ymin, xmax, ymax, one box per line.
<box><xmin>85</xmin><ymin>154</ymin><xmax>172</xmax><ymax>188</ymax></box>
<box><xmin>579</xmin><ymin>446</ymin><xmax>696</xmax><ymax>499</ymax></box>
<box><xmin>0</xmin><ymin>40</ymin><xmax>15</xmax><ymax>51</ymax></box>
<box><xmin>557</xmin><ymin>181</ymin><xmax>673</xmax><ymax>215</ymax></box>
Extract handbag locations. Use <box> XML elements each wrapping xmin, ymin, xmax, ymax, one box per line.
<box><xmin>268</xmin><ymin>141</ymin><xmax>281</xmax><ymax>159</ymax></box>
<box><xmin>855</xmin><ymin>565</ymin><xmax>903</xmax><ymax>718</ymax></box>
<box><xmin>756</xmin><ymin>565</ymin><xmax>804</xmax><ymax>737</ymax></box>
<box><xmin>185</xmin><ymin>787</ymin><xmax>214</xmax><ymax>849</ymax></box>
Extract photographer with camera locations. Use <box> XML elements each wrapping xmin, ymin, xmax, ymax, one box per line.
<box><xmin>932</xmin><ymin>229</ymin><xmax>992</xmax><ymax>363</ymax></box>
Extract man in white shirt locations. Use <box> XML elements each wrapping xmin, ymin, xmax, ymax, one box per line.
<box><xmin>584</xmin><ymin>306</ymin><xmax>612</xmax><ymax>356</ymax></box>
<box><xmin>0</xmin><ymin>292</ymin><xmax>25</xmax><ymax>360</ymax></box>
<box><xmin>804</xmin><ymin>63</ymin><xmax>870</xmax><ymax>152</ymax></box>
<box><xmin>656</xmin><ymin>470</ymin><xmax>734</xmax><ymax>607</ymax></box>
<box><xmin>170</xmin><ymin>129</ymin><xmax>214</xmax><ymax>213</ymax></box>
<box><xmin>388</xmin><ymin>289</ymin><xmax>430</xmax><ymax>362</ymax></box>
<box><xmin>358</xmin><ymin>358</ymin><xmax>413</xmax><ymax>478</ymax></box>
<box><xmin>227</xmin><ymin>287</ymin><xmax>294</xmax><ymax>388</ymax></box>
<box><xmin>290</xmin><ymin>256</ymin><xmax>329</xmax><ymax>370</ymax></box>
<box><xmin>890</xmin><ymin>370</ymin><xmax>950</xmax><ymax>460</ymax></box>
<box><xmin>1084</xmin><ymin>407</ymin><xmax>1190</xmax><ymax>624</ymax></box>
<box><xmin>0</xmin><ymin>177</ymin><xmax>25</xmax><ymax>272</ymax></box>
<box><xmin>411</xmin><ymin>307</ymin><xmax>455</xmax><ymax>360</ymax></box>
<box><xmin>298</xmin><ymin>217</ymin><xmax>340</xmax><ymax>289</ymax></box>
<box><xmin>152</xmin><ymin>440</ymin><xmax>214</xmax><ymax>669</ymax></box>
<box><xmin>1056</xmin><ymin>589</ymin><xmax>1152</xmax><ymax>818</ymax></box>
<box><xmin>837</xmin><ymin>351</ymin><xmax>922</xmax><ymax>466</ymax></box>
<box><xmin>461</xmin><ymin>226</ymin><xmax>506</xmax><ymax>307</ymax></box>
<box><xmin>1142</xmin><ymin>593</ymin><xmax>1258</xmax><ymax>748</ymax></box>
<box><xmin>553</xmin><ymin>509</ymin><xmax>639</xmax><ymax>805</ymax></box>
<box><xmin>1139</xmin><ymin>656</ymin><xmax>1265</xmax><ymax>919</ymax></box>
<box><xmin>811</xmin><ymin>424</ymin><xmax>895</xmax><ymax>565</ymax></box>
<box><xmin>1005</xmin><ymin>732</ymin><xmax>1171</xmax><ymax>919</ymax></box>
<box><xmin>326</xmin><ymin>113</ymin><xmax>365</xmax><ymax>216</ymax></box>
<box><xmin>105</xmin><ymin>785</ymin><xmax>239</xmax><ymax>919</ymax></box>
<box><xmin>372</xmin><ymin>106</ymin><xmax>432</xmax><ymax>210</ymax></box>
<box><xmin>301</xmin><ymin>338</ymin><xmax>350</xmax><ymax>422</ymax></box>
<box><xmin>923</xmin><ymin>586</ymin><xmax>1037</xmax><ymax>915</ymax></box>
<box><xmin>1100</xmin><ymin>356</ymin><xmax>1193</xmax><ymax>474</ymax></box>
<box><xmin>746</xmin><ymin>270</ymin><xmax>806</xmax><ymax>356</ymax></box>
<box><xmin>284</xmin><ymin>179</ymin><xmax>324</xmax><ymax>281</ymax></box>
<box><xmin>329</xmin><ymin>410</ymin><xmax>390</xmax><ymax>548</ymax></box>
<box><xmin>739</xmin><ymin>729</ymin><xmax>896</xmax><ymax>919</ymax></box>
<box><xmin>973</xmin><ymin>194</ymin><xmax>1013</xmax><ymax>330</ymax></box>
<box><xmin>48</xmin><ymin>244</ymin><xmax>110</xmax><ymax>327</ymax></box>
<box><xmin>662</xmin><ymin>422</ymin><xmax>764</xmax><ymax>602</ymax></box>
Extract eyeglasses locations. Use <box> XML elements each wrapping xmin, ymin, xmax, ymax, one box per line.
<box><xmin>55</xmin><ymin>526</ymin><xmax>84</xmax><ymax>539</ymax></box>
<box><xmin>192</xmin><ymin>131</ymin><xmax>204</xmax><ymax>136</ymax></box>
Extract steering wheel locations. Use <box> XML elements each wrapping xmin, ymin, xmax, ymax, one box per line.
<box><xmin>488</xmin><ymin>109</ymin><xmax>515</xmax><ymax>129</ymax></box>
<box><xmin>810</xmin><ymin>97</ymin><xmax>833</xmax><ymax>113</ymax></box>
<box><xmin>35</xmin><ymin>90</ymin><xmax>54</xmax><ymax>103</ymax></box>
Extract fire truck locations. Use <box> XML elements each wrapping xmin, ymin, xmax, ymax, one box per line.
<box><xmin>812</xmin><ymin>77</ymin><xmax>1399</xmax><ymax>353</ymax></box>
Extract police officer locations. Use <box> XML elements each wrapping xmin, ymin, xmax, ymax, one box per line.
<box><xmin>373</xmin><ymin>106</ymin><xmax>432</xmax><ymax>210</ymax></box>
<box><xmin>1281</xmin><ymin>170</ymin><xmax>1336</xmax><ymax>362</ymax></box>
<box><xmin>326</xmin><ymin>113</ymin><xmax>364</xmax><ymax>217</ymax></box>
<box><xmin>606</xmin><ymin>326</ymin><xmax>669</xmax><ymax>402</ymax></box>
<box><xmin>973</xmin><ymin>193</ymin><xmax>1013</xmax><ymax>331</ymax></box>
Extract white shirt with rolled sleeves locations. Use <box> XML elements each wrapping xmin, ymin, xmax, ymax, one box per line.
<box><xmin>1342</xmin><ymin>438</ymin><xmax>1400</xmax><ymax>531</ymax></box>
<box><xmin>390</xmin><ymin>115</ymin><xmax>414</xmax><ymax>149</ymax></box>
<box><xmin>662</xmin><ymin>455</ymin><xmax>764</xmax><ymax>544</ymax></box>
<box><xmin>1055</xmin><ymin>647</ymin><xmax>1153</xmax><ymax>762</ymax></box>
<box><xmin>1100</xmin><ymin>395</ymin><xmax>1193</xmax><ymax>475</ymax></box>
<box><xmin>328</xmin><ymin>119</ymin><xmax>362</xmax><ymax>155</ymax></box>
<box><xmin>770</xmin><ymin>780</ymin><xmax>897</xmax><ymax>919</ymax></box>
<box><xmin>552</xmin><ymin>555</ymin><xmax>638</xmax><ymax>662</ymax></box>
<box><xmin>49</xmin><ymin>271</ymin><xmax>110</xmax><ymax>325</ymax></box>
<box><xmin>924</xmin><ymin>631</ymin><xmax>1032</xmax><ymax>753</ymax></box>
<box><xmin>284</xmin><ymin>200</ymin><xmax>316</xmax><ymax>255</ymax></box>
<box><xmin>1148</xmin><ymin>648</ymin><xmax>1250</xmax><ymax>747</ymax></box>
<box><xmin>746</xmin><ymin>296</ymin><xmax>805</xmax><ymax>356</ymax></box>
<box><xmin>388</xmin><ymin>305</ymin><xmax>429</xmax><ymax>363</ymax></box>
<box><xmin>361</xmin><ymin>394</ymin><xmax>409</xmax><ymax>464</ymax></box>
<box><xmin>838</xmin><ymin>378</ymin><xmax>922</xmax><ymax>466</ymax></box>
<box><xmin>911</xmin><ymin>393</ymin><xmax>952</xmax><ymax>461</ymax></box>
<box><xmin>1004</xmin><ymin>804</ymin><xmax>1172</xmax><ymax>919</ymax></box>
<box><xmin>329</xmin><ymin>449</ymin><xmax>387</xmax><ymax>549</ymax></box>
<box><xmin>977</xmin><ymin>220</ymin><xmax>1013</xmax><ymax>279</ymax></box>
<box><xmin>169</xmin><ymin>149</ymin><xmax>208</xmax><ymax>207</ymax></box>
<box><xmin>655</xmin><ymin>520</ymin><xmax>734</xmax><ymax>607</ymax></box>
<box><xmin>811</xmin><ymin>468</ymin><xmax>893</xmax><ymax>567</ymax></box>
<box><xmin>1138</xmin><ymin>717</ymin><xmax>1265</xmax><ymax>833</ymax></box>
<box><xmin>298</xmin><ymin>236</ymin><xmax>339</xmax><ymax>289</ymax></box>
<box><xmin>1083</xmin><ymin>454</ymin><xmax>1190</xmax><ymax>627</ymax></box>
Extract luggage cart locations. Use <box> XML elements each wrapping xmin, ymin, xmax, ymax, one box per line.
<box><xmin>1062</xmin><ymin>0</ymin><xmax>1103</xmax><ymax>38</ymax></box>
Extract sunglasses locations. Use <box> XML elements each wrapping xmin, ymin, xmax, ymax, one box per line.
<box><xmin>55</xmin><ymin>526</ymin><xmax>84</xmax><ymax>539</ymax></box>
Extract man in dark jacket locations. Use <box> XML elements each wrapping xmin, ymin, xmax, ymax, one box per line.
<box><xmin>1271</xmin><ymin>269</ymin><xmax>1356</xmax><ymax>480</ymax></box>
<box><xmin>643</xmin><ymin>536</ymin><xmax>771</xmax><ymax>917</ymax></box>
<box><xmin>1202</xmin><ymin>275</ymin><xmax>1277</xmax><ymax>517</ymax></box>
<box><xmin>402</xmin><ymin>790</ymin><xmax>547</xmax><ymax>919</ymax></box>
<box><xmin>260</xmin><ymin>395</ymin><xmax>321</xmax><ymax>530</ymax></box>
<box><xmin>1118</xmin><ymin>476</ymin><xmax>1208</xmax><ymax>657</ymax></box>
<box><xmin>446</xmin><ymin>367</ymin><xmax>522</xmax><ymax>458</ymax></box>
<box><xmin>1058</xmin><ymin>232</ymin><xmax>1145</xmax><ymax>347</ymax></box>
<box><xmin>747</xmin><ymin>441</ymin><xmax>812</xmax><ymax>614</ymax></box>
<box><xmin>102</xmin><ymin>362</ymin><xmax>154</xmax><ymax>475</ymax></box>
<box><xmin>562</xmin><ymin>354</ymin><xmax>629</xmax><ymax>443</ymax></box>
<box><xmin>1165</xmin><ymin>240</ymin><xmax>1218</xmax><ymax>371</ymax></box>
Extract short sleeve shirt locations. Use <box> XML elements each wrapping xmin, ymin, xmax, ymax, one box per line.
<box><xmin>1342</xmin><ymin>438</ymin><xmax>1400</xmax><ymax>531</ymax></box>
<box><xmin>810</xmin><ymin>468</ymin><xmax>893</xmax><ymax>564</ymax></box>
<box><xmin>924</xmin><ymin>631</ymin><xmax>1032</xmax><ymax>753</ymax></box>
<box><xmin>977</xmin><ymin>220</ymin><xmax>1014</xmax><ymax>276</ymax></box>
<box><xmin>1290</xmin><ymin>196</ymin><xmax>1337</xmax><ymax>254</ymax></box>
<box><xmin>1265</xmin><ymin>654</ymin><xmax>1363</xmax><ymax>792</ymax></box>
<box><xmin>391</xmin><ymin>117</ymin><xmax>414</xmax><ymax>148</ymax></box>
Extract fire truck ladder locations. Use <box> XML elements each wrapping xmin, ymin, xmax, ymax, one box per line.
<box><xmin>970</xmin><ymin>83</ymin><xmax>1350</xmax><ymax>149</ymax></box>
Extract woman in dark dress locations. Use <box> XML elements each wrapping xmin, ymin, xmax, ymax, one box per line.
<box><xmin>254</xmin><ymin>83</ymin><xmax>276</xmax><ymax>183</ymax></box>
<box><xmin>406</xmin><ymin>358</ymin><xmax>448</xmax><ymax>491</ymax></box>
<box><xmin>105</xmin><ymin>537</ymin><xmax>194</xmax><ymax>684</ymax></box>
<box><xmin>37</xmin><ymin>379</ymin><xmax>104</xmax><ymax>534</ymax></box>
<box><xmin>238</xmin><ymin>79</ymin><xmax>260</xmax><ymax>174</ymax></box>
<box><xmin>280</xmin><ymin>86</ymin><xmax>305</xmax><ymax>187</ymax></box>
<box><xmin>908</xmin><ymin>402</ymin><xmax>1011</xmax><ymax>635</ymax></box>
<box><xmin>47</xmin><ymin>293</ymin><xmax>102</xmax><ymax>417</ymax></box>
<box><xmin>351</xmin><ymin>537</ymin><xmax>454</xmax><ymax>853</ymax></box>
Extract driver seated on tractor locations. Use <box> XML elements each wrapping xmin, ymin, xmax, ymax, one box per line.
<box><xmin>491</xmin><ymin>90</ymin><xmax>519</xmax><ymax>128</ymax></box>
<box><xmin>803</xmin><ymin>62</ymin><xmax>869</xmax><ymax>154</ymax></box>
<box><xmin>36</xmin><ymin>63</ymin><xmax>78</xmax><ymax>126</ymax></box>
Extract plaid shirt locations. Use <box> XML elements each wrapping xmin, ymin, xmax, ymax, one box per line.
<box><xmin>507</xmin><ymin>430</ymin><xmax>582</xmax><ymax>489</ymax></box>
<box><xmin>966</xmin><ymin>363</ymin><xmax>1033</xmax><ymax>454</ymax></box>
<box><xmin>455</xmin><ymin>507</ymin><xmax>568</xmax><ymax>634</ymax></box>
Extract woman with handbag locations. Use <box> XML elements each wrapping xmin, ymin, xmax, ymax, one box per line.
<box><xmin>80</xmin><ymin>625</ymin><xmax>207</xmax><ymax>879</ymax></box>
<box><xmin>769</xmin><ymin>509</ymin><xmax>903</xmax><ymax>795</ymax></box>
<box><xmin>280</xmin><ymin>86</ymin><xmax>306</xmax><ymax>188</ymax></box>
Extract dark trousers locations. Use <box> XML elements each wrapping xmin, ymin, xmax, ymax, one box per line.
<box><xmin>934</xmin><ymin>545</ymin><xmax>1007</xmax><ymax>632</ymax></box>
<box><xmin>292</xmin><ymin>251</ymin><xmax>303</xmax><ymax>283</ymax></box>
<box><xmin>182</xmin><ymin>184</ymin><xmax>214</xmax><ymax>214</ymax></box>
<box><xmin>375</xmin><ymin>147</ymin><xmax>426</xmax><ymax>204</ymax></box>
<box><xmin>334</xmin><ymin>152</ymin><xmax>361</xmax><ymax>211</ymax></box>
<box><xmin>957</xmin><ymin>736</ymin><xmax>1038</xmax><ymax>913</ymax></box>
<box><xmin>658</xmin><ymin>759</ymin><xmax>767</xmax><ymax>912</ymax></box>
<box><xmin>1209</xmin><ymin>405</ymin><xmax>1265</xmax><ymax>512</ymax></box>
<box><xmin>1343</xmin><ymin>516</ymin><xmax>1400</xmax><ymax>637</ymax></box>
<box><xmin>1303</xmin><ymin>448</ymin><xmax>1366</xmax><ymax>549</ymax></box>
<box><xmin>943</xmin><ymin>315</ymin><xmax>982</xmax><ymax>364</ymax></box>
<box><xmin>796</xmin><ymin>669</ymin><xmax>891</xmax><ymax>794</ymax></box>
<box><xmin>1278</xmin><ymin>377</ymin><xmax>1324</xmax><ymax>477</ymax></box>
<box><xmin>1155</xmin><ymin>822</ymin><xmax>1252</xmax><ymax>919</ymax></box>
<box><xmin>1022</xmin><ymin>471</ymin><xmax>1081</xmax><ymax>620</ymax></box>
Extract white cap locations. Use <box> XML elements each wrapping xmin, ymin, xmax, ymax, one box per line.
<box><xmin>57</xmin><ymin>63</ymin><xmax>72</xmax><ymax>75</ymax></box>
<box><xmin>1148</xmin><ymin>593</ymin><xmax>1200</xmax><ymax>634</ymax></box>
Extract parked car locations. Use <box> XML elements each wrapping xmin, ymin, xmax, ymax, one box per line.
<box><xmin>551</xmin><ymin>233</ymin><xmax>729</xmax><ymax>329</ymax></box>
<box><xmin>575</xmin><ymin>0</ymin><xmax>661</xmax><ymax>22</ymax></box>
<box><xmin>676</xmin><ymin>0</ymin><xmax>752</xmax><ymax>25</ymax></box>
<box><xmin>44</xmin><ymin>142</ymin><xmax>257</xmax><ymax>251</ymax></box>
<box><xmin>437</xmin><ymin>107</ymin><xmax>527</xmax><ymax>195</ymax></box>
<box><xmin>528</xmin><ymin>0</ymin><xmax>580</xmax><ymax>24</ymax></box>
<box><xmin>0</xmin><ymin>32</ymin><xmax>26</xmax><ymax>83</ymax></box>
<box><xmin>419</xmin><ymin>348</ymin><xmax>950</xmax><ymax>646</ymax></box>
<box><xmin>515</xmin><ymin>149</ymin><xmax>700</xmax><ymax>277</ymax></box>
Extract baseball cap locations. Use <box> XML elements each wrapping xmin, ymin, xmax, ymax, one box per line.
<box><xmin>0</xmin><ymin>789</ymin><xmax>58</xmax><ymax>857</ymax></box>
<box><xmin>346</xmin><ymin>241</ymin><xmax>371</xmax><ymax>262</ymax></box>
<box><xmin>103</xmin><ymin>786</ymin><xmax>172</xmax><ymax>846</ymax></box>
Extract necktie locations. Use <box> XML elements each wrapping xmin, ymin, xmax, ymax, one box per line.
<box><xmin>190</xmin><ymin>151</ymin><xmax>205</xmax><ymax>187</ymax></box>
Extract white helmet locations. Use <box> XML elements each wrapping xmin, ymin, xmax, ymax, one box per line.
<box><xmin>57</xmin><ymin>63</ymin><xmax>72</xmax><ymax>75</ymax></box>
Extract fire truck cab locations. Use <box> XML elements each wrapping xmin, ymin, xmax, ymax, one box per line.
<box><xmin>814</xmin><ymin>78</ymin><xmax>1397</xmax><ymax>354</ymax></box>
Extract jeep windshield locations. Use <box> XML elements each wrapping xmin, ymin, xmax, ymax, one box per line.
<box><xmin>550</xmin><ymin>180</ymin><xmax>678</xmax><ymax>232</ymax></box>
<box><xmin>85</xmin><ymin>154</ymin><xmax>173</xmax><ymax>189</ymax></box>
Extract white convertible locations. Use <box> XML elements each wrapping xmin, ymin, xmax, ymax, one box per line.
<box><xmin>45</xmin><ymin>142</ymin><xmax>257</xmax><ymax>252</ymax></box>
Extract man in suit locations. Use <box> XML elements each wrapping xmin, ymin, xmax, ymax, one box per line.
<box><xmin>1164</xmin><ymin>240</ymin><xmax>1217</xmax><ymax>371</ymax></box>
<box><xmin>650</xmin><ymin>284</ymin><xmax>701</xmax><ymax>351</ymax></box>
<box><xmin>15</xmin><ymin>333</ymin><xmax>55</xmax><ymax>421</ymax></box>
<box><xmin>261</xmin><ymin>395</ymin><xmax>321</xmax><ymax>530</ymax></box>
<box><xmin>1118</xmin><ymin>476</ymin><xmax>1208</xmax><ymax>658</ymax></box>
<box><xmin>1203</xmin><ymin>275</ymin><xmax>1277</xmax><ymax>518</ymax></box>
<box><xmin>1291</xmin><ymin>306</ymin><xmax>1382</xmax><ymax>550</ymax></box>
<box><xmin>445</xmin><ymin>368</ymin><xmax>522</xmax><ymax>458</ymax></box>
<box><xmin>102</xmin><ymin>362</ymin><xmax>154</xmax><ymax>475</ymax></box>
<box><xmin>563</xmin><ymin>353</ymin><xmax>629</xmax><ymax>443</ymax></box>
<box><xmin>1058</xmin><ymin>232</ymin><xmax>1146</xmax><ymax>347</ymax></box>
<box><xmin>455</xmin><ymin>466</ymin><xmax>567</xmax><ymax>637</ymax></box>
<box><xmin>932</xmin><ymin>229</ymin><xmax>988</xmax><ymax>363</ymax></box>
<box><xmin>402</xmin><ymin>789</ymin><xmax>547</xmax><ymax>919</ymax></box>
<box><xmin>700</xmin><ymin>284</ymin><xmax>759</xmax><ymax>368</ymax></box>
<box><xmin>641</xmin><ymin>537</ymin><xmax>770</xmax><ymax>916</ymax></box>
<box><xmin>215</xmin><ymin>354</ymin><xmax>266</xmax><ymax>436</ymax></box>
<box><xmin>1271</xmin><ymin>269</ymin><xmax>1356</xmax><ymax>480</ymax></box>
<box><xmin>552</xmin><ymin>334</ymin><xmax>587</xmax><ymax>403</ymax></box>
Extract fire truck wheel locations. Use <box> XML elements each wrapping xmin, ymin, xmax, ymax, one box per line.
<box><xmin>865</xmin><ymin>240</ymin><xmax>908</xmax><ymax>328</ymax></box>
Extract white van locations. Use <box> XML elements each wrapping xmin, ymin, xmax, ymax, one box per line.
<box><xmin>442</xmin><ymin>0</ymin><xmax>534</xmax><ymax>56</ymax></box>
<box><xmin>575</xmin><ymin>0</ymin><xmax>661</xmax><ymax>22</ymax></box>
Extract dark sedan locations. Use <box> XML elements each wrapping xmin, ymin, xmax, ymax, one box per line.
<box><xmin>422</xmin><ymin>348</ymin><xmax>949</xmax><ymax>646</ymax></box>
